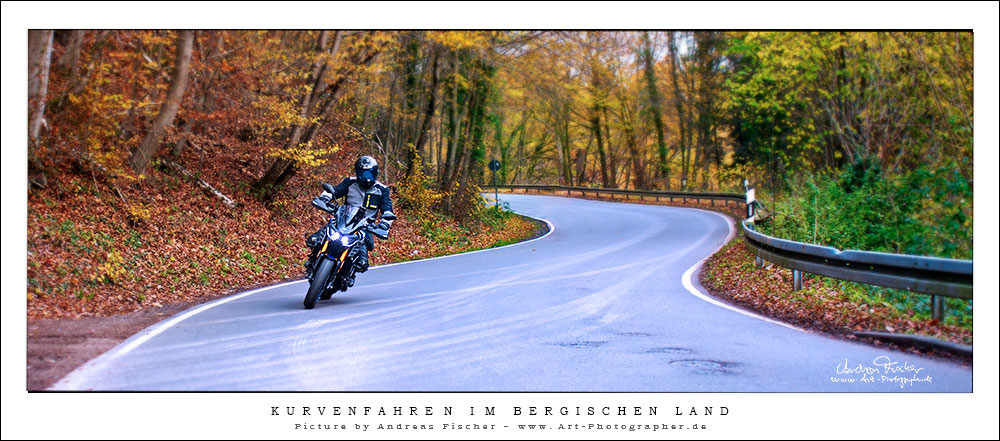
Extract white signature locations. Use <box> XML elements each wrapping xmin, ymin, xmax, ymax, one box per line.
<box><xmin>831</xmin><ymin>356</ymin><xmax>933</xmax><ymax>388</ymax></box>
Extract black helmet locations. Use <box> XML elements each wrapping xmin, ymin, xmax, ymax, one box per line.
<box><xmin>354</xmin><ymin>155</ymin><xmax>379</xmax><ymax>189</ymax></box>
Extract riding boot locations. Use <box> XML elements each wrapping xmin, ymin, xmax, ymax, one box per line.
<box><xmin>356</xmin><ymin>245</ymin><xmax>370</xmax><ymax>273</ymax></box>
<box><xmin>356</xmin><ymin>233</ymin><xmax>374</xmax><ymax>273</ymax></box>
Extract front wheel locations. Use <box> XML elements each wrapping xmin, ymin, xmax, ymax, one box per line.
<box><xmin>304</xmin><ymin>257</ymin><xmax>336</xmax><ymax>309</ymax></box>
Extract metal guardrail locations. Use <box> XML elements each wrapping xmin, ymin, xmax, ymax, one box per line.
<box><xmin>496</xmin><ymin>184</ymin><xmax>744</xmax><ymax>204</ymax></box>
<box><xmin>498</xmin><ymin>183</ymin><xmax>973</xmax><ymax>320</ymax></box>
<box><xmin>740</xmin><ymin>220</ymin><xmax>973</xmax><ymax>299</ymax></box>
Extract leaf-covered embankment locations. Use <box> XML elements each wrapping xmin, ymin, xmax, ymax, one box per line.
<box><xmin>700</xmin><ymin>239</ymin><xmax>972</xmax><ymax>349</ymax></box>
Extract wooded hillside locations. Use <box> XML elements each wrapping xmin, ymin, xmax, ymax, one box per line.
<box><xmin>25</xmin><ymin>31</ymin><xmax>974</xmax><ymax>318</ymax></box>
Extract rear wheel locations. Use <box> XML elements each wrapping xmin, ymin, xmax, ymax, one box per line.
<box><xmin>304</xmin><ymin>258</ymin><xmax>336</xmax><ymax>309</ymax></box>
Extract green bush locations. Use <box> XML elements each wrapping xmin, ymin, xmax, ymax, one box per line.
<box><xmin>762</xmin><ymin>158</ymin><xmax>972</xmax><ymax>259</ymax></box>
<box><xmin>757</xmin><ymin>158</ymin><xmax>972</xmax><ymax>327</ymax></box>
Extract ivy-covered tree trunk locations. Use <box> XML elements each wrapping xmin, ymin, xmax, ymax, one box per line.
<box><xmin>129</xmin><ymin>30</ymin><xmax>194</xmax><ymax>175</ymax></box>
<box><xmin>441</xmin><ymin>53</ymin><xmax>471</xmax><ymax>192</ymax></box>
<box><xmin>589</xmin><ymin>111</ymin><xmax>608</xmax><ymax>188</ymax></box>
<box><xmin>667</xmin><ymin>32</ymin><xmax>689</xmax><ymax>190</ymax></box>
<box><xmin>401</xmin><ymin>32</ymin><xmax>423</xmax><ymax>176</ymax></box>
<box><xmin>408</xmin><ymin>49</ymin><xmax>440</xmax><ymax>178</ymax></box>
<box><xmin>641</xmin><ymin>32</ymin><xmax>670</xmax><ymax>189</ymax></box>
<box><xmin>464</xmin><ymin>64</ymin><xmax>494</xmax><ymax>186</ymax></box>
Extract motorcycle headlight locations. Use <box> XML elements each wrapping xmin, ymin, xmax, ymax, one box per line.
<box><xmin>340</xmin><ymin>235</ymin><xmax>353</xmax><ymax>246</ymax></box>
<box><xmin>328</xmin><ymin>230</ymin><xmax>342</xmax><ymax>241</ymax></box>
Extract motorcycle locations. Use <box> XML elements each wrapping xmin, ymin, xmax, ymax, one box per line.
<box><xmin>303</xmin><ymin>183</ymin><xmax>392</xmax><ymax>309</ymax></box>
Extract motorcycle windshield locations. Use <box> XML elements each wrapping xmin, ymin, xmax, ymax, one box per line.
<box><xmin>334</xmin><ymin>205</ymin><xmax>364</xmax><ymax>235</ymax></box>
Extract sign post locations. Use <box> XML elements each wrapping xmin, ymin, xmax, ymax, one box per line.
<box><xmin>745</xmin><ymin>179</ymin><xmax>763</xmax><ymax>268</ymax></box>
<box><xmin>488</xmin><ymin>159</ymin><xmax>501</xmax><ymax>209</ymax></box>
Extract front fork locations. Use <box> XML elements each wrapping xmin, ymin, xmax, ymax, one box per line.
<box><xmin>315</xmin><ymin>240</ymin><xmax>361</xmax><ymax>290</ymax></box>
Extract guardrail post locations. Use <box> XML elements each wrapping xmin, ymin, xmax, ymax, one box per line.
<box><xmin>931</xmin><ymin>296</ymin><xmax>945</xmax><ymax>321</ymax></box>
<box><xmin>793</xmin><ymin>270</ymin><xmax>802</xmax><ymax>291</ymax></box>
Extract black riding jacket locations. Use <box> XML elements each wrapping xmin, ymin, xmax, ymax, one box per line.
<box><xmin>328</xmin><ymin>177</ymin><xmax>395</xmax><ymax>228</ymax></box>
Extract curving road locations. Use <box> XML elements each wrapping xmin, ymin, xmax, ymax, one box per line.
<box><xmin>52</xmin><ymin>193</ymin><xmax>971</xmax><ymax>391</ymax></box>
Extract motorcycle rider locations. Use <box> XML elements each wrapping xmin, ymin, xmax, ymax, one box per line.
<box><xmin>305</xmin><ymin>155</ymin><xmax>395</xmax><ymax>286</ymax></box>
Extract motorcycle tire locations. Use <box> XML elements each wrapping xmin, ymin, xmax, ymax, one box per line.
<box><xmin>304</xmin><ymin>258</ymin><xmax>336</xmax><ymax>309</ymax></box>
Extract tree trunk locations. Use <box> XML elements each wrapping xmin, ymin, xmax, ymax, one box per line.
<box><xmin>667</xmin><ymin>32</ymin><xmax>689</xmax><ymax>190</ymax></box>
<box><xmin>28</xmin><ymin>30</ymin><xmax>54</xmax><ymax>147</ymax></box>
<box><xmin>59</xmin><ymin>30</ymin><xmax>85</xmax><ymax>81</ymax></box>
<box><xmin>402</xmin><ymin>32</ymin><xmax>422</xmax><ymax>146</ymax></box>
<box><xmin>436</xmin><ymin>114</ymin><xmax>443</xmax><ymax>179</ymax></box>
<box><xmin>447</xmin><ymin>88</ymin><xmax>477</xmax><ymax>191</ymax></box>
<box><xmin>408</xmin><ymin>49</ymin><xmax>440</xmax><ymax>177</ymax></box>
<box><xmin>129</xmin><ymin>30</ymin><xmax>194</xmax><ymax>174</ymax></box>
<box><xmin>560</xmin><ymin>111</ymin><xmax>573</xmax><ymax>185</ymax></box>
<box><xmin>686</xmin><ymin>52</ymin><xmax>699</xmax><ymax>189</ymax></box>
<box><xmin>623</xmin><ymin>110</ymin><xmax>646</xmax><ymax>189</ymax></box>
<box><xmin>442</xmin><ymin>59</ymin><xmax>470</xmax><ymax>191</ymax></box>
<box><xmin>174</xmin><ymin>31</ymin><xmax>224</xmax><ymax>158</ymax></box>
<box><xmin>574</xmin><ymin>148</ymin><xmax>587</xmax><ymax>186</ymax></box>
<box><xmin>601</xmin><ymin>106</ymin><xmax>618</xmax><ymax>188</ymax></box>
<box><xmin>465</xmin><ymin>69</ymin><xmax>492</xmax><ymax>186</ymax></box>
<box><xmin>589</xmin><ymin>109</ymin><xmax>609</xmax><ymax>188</ymax></box>
<box><xmin>641</xmin><ymin>32</ymin><xmax>670</xmax><ymax>189</ymax></box>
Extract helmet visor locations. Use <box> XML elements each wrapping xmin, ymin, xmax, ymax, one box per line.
<box><xmin>359</xmin><ymin>169</ymin><xmax>376</xmax><ymax>184</ymax></box>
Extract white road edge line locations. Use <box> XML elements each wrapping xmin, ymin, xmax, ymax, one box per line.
<box><xmin>681</xmin><ymin>208</ymin><xmax>806</xmax><ymax>333</ymax></box>
<box><xmin>51</xmin><ymin>210</ymin><xmax>555</xmax><ymax>389</ymax></box>
<box><xmin>368</xmin><ymin>214</ymin><xmax>555</xmax><ymax>270</ymax></box>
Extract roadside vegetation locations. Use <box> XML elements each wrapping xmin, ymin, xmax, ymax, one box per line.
<box><xmin>701</xmin><ymin>240</ymin><xmax>972</xmax><ymax>346</ymax></box>
<box><xmin>751</xmin><ymin>158</ymin><xmax>973</xmax><ymax>333</ymax></box>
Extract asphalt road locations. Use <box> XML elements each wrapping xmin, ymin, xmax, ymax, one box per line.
<box><xmin>52</xmin><ymin>193</ymin><xmax>972</xmax><ymax>391</ymax></box>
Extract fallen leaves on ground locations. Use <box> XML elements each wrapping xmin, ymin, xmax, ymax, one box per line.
<box><xmin>700</xmin><ymin>240</ymin><xmax>972</xmax><ymax>346</ymax></box>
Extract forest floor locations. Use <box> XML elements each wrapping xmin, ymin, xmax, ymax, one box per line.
<box><xmin>502</xmin><ymin>188</ymin><xmax>973</xmax><ymax>364</ymax></box>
